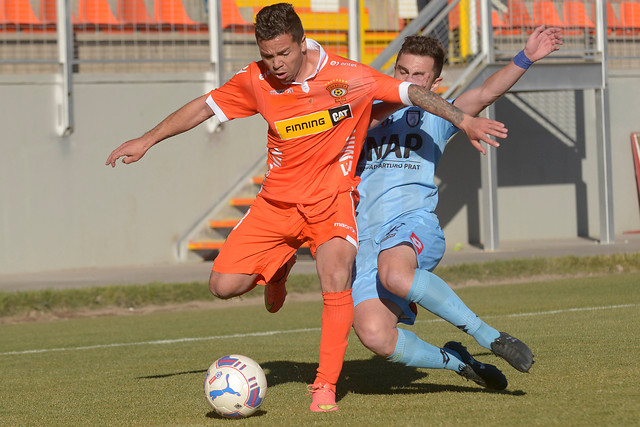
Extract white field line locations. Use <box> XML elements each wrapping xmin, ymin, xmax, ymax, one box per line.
<box><xmin>1</xmin><ymin>303</ymin><xmax>638</xmax><ymax>357</ymax></box>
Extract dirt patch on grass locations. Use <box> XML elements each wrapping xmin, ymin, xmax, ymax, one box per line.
<box><xmin>0</xmin><ymin>272</ymin><xmax>615</xmax><ymax>324</ymax></box>
<box><xmin>0</xmin><ymin>293</ymin><xmax>323</xmax><ymax>324</ymax></box>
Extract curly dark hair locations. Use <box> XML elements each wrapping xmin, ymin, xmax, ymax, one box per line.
<box><xmin>397</xmin><ymin>35</ymin><xmax>447</xmax><ymax>78</ymax></box>
<box><xmin>254</xmin><ymin>3</ymin><xmax>304</xmax><ymax>44</ymax></box>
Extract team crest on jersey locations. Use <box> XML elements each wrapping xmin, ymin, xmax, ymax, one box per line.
<box><xmin>275</xmin><ymin>104</ymin><xmax>353</xmax><ymax>139</ymax></box>
<box><xmin>326</xmin><ymin>80</ymin><xmax>349</xmax><ymax>103</ymax></box>
<box><xmin>406</xmin><ymin>110</ymin><xmax>421</xmax><ymax>127</ymax></box>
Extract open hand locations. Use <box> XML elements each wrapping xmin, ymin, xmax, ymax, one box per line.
<box><xmin>459</xmin><ymin>116</ymin><xmax>508</xmax><ymax>155</ymax></box>
<box><xmin>105</xmin><ymin>137</ymin><xmax>151</xmax><ymax>168</ymax></box>
<box><xmin>524</xmin><ymin>25</ymin><xmax>563</xmax><ymax>62</ymax></box>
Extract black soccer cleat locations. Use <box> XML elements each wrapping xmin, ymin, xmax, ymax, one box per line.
<box><xmin>444</xmin><ymin>341</ymin><xmax>508</xmax><ymax>390</ymax></box>
<box><xmin>490</xmin><ymin>332</ymin><xmax>535</xmax><ymax>373</ymax></box>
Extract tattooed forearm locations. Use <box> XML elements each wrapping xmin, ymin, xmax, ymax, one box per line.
<box><xmin>408</xmin><ymin>84</ymin><xmax>465</xmax><ymax>126</ymax></box>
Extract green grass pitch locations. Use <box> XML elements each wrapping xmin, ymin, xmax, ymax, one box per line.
<box><xmin>1</xmin><ymin>272</ymin><xmax>639</xmax><ymax>425</ymax></box>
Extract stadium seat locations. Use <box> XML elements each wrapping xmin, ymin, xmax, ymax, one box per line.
<box><xmin>3</xmin><ymin>0</ymin><xmax>40</xmax><ymax>23</ymax></box>
<box><xmin>117</xmin><ymin>0</ymin><xmax>157</xmax><ymax>28</ymax></box>
<box><xmin>620</xmin><ymin>1</ymin><xmax>640</xmax><ymax>35</ymax></box>
<box><xmin>0</xmin><ymin>0</ymin><xmax>52</xmax><ymax>30</ymax></box>
<box><xmin>490</xmin><ymin>9</ymin><xmax>517</xmax><ymax>34</ymax></box>
<box><xmin>504</xmin><ymin>0</ymin><xmax>534</xmax><ymax>31</ymax></box>
<box><xmin>563</xmin><ymin>1</ymin><xmax>595</xmax><ymax>35</ymax></box>
<box><xmin>604</xmin><ymin>1</ymin><xmax>623</xmax><ymax>35</ymax></box>
<box><xmin>252</xmin><ymin>6</ymin><xmax>368</xmax><ymax>32</ymax></box>
<box><xmin>221</xmin><ymin>0</ymin><xmax>253</xmax><ymax>30</ymax></box>
<box><xmin>533</xmin><ymin>0</ymin><xmax>564</xmax><ymax>28</ymax></box>
<box><xmin>154</xmin><ymin>0</ymin><xmax>207</xmax><ymax>31</ymax></box>
<box><xmin>39</xmin><ymin>0</ymin><xmax>56</xmax><ymax>23</ymax></box>
<box><xmin>236</xmin><ymin>0</ymin><xmax>312</xmax><ymax>7</ymax></box>
<box><xmin>449</xmin><ymin>0</ymin><xmax>512</xmax><ymax>35</ymax></box>
<box><xmin>76</xmin><ymin>0</ymin><xmax>124</xmax><ymax>27</ymax></box>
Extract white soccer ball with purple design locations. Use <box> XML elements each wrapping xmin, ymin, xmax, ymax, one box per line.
<box><xmin>203</xmin><ymin>354</ymin><xmax>267</xmax><ymax>418</ymax></box>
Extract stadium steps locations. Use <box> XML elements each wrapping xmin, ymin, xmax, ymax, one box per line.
<box><xmin>187</xmin><ymin>174</ymin><xmax>311</xmax><ymax>261</ymax></box>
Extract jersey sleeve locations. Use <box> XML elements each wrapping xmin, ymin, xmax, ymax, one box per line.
<box><xmin>205</xmin><ymin>65</ymin><xmax>260</xmax><ymax>123</ymax></box>
<box><xmin>366</xmin><ymin>65</ymin><xmax>412</xmax><ymax>106</ymax></box>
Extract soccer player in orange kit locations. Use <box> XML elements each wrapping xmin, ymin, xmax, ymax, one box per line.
<box><xmin>106</xmin><ymin>3</ymin><xmax>507</xmax><ymax>412</ymax></box>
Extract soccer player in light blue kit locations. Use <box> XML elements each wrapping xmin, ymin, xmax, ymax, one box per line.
<box><xmin>352</xmin><ymin>25</ymin><xmax>562</xmax><ymax>389</ymax></box>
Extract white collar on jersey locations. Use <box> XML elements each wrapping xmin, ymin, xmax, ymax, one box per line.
<box><xmin>286</xmin><ymin>38</ymin><xmax>327</xmax><ymax>91</ymax></box>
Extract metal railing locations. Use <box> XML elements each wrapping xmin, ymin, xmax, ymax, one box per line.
<box><xmin>1</xmin><ymin>0</ymin><xmax>638</xmax><ymax>137</ymax></box>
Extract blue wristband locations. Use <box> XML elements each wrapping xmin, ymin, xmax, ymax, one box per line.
<box><xmin>513</xmin><ymin>50</ymin><xmax>533</xmax><ymax>69</ymax></box>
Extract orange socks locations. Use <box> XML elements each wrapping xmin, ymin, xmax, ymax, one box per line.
<box><xmin>315</xmin><ymin>289</ymin><xmax>354</xmax><ymax>390</ymax></box>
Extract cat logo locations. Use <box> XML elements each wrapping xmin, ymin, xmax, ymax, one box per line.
<box><xmin>331</xmin><ymin>104</ymin><xmax>352</xmax><ymax>124</ymax></box>
<box><xmin>275</xmin><ymin>105</ymin><xmax>353</xmax><ymax>140</ymax></box>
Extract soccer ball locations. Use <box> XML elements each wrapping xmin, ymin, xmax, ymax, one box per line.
<box><xmin>203</xmin><ymin>354</ymin><xmax>268</xmax><ymax>418</ymax></box>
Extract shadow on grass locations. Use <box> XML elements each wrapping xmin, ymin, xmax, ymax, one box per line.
<box><xmin>137</xmin><ymin>355</ymin><xmax>526</xmax><ymax>400</ymax></box>
<box><xmin>261</xmin><ymin>356</ymin><xmax>526</xmax><ymax>401</ymax></box>
<box><xmin>205</xmin><ymin>409</ymin><xmax>267</xmax><ymax>420</ymax></box>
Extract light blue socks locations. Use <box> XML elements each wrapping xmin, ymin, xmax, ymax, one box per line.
<box><xmin>388</xmin><ymin>328</ymin><xmax>463</xmax><ymax>371</ymax></box>
<box><xmin>406</xmin><ymin>269</ymin><xmax>500</xmax><ymax>349</ymax></box>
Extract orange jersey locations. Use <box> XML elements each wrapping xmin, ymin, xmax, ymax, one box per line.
<box><xmin>206</xmin><ymin>39</ymin><xmax>411</xmax><ymax>204</ymax></box>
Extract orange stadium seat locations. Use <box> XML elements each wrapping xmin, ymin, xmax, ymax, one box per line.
<box><xmin>117</xmin><ymin>0</ymin><xmax>157</xmax><ymax>27</ymax></box>
<box><xmin>0</xmin><ymin>1</ymin><xmax>8</xmax><ymax>30</ymax></box>
<box><xmin>39</xmin><ymin>0</ymin><xmax>56</xmax><ymax>23</ymax></box>
<box><xmin>0</xmin><ymin>0</ymin><xmax>53</xmax><ymax>30</ymax></box>
<box><xmin>221</xmin><ymin>0</ymin><xmax>253</xmax><ymax>30</ymax></box>
<box><xmin>154</xmin><ymin>0</ymin><xmax>207</xmax><ymax>31</ymax></box>
<box><xmin>604</xmin><ymin>1</ymin><xmax>623</xmax><ymax>35</ymax></box>
<box><xmin>620</xmin><ymin>0</ymin><xmax>640</xmax><ymax>35</ymax></box>
<box><xmin>533</xmin><ymin>0</ymin><xmax>564</xmax><ymax>28</ymax></box>
<box><xmin>3</xmin><ymin>0</ymin><xmax>40</xmax><ymax>23</ymax></box>
<box><xmin>592</xmin><ymin>1</ymin><xmax>624</xmax><ymax>35</ymax></box>
<box><xmin>563</xmin><ymin>0</ymin><xmax>595</xmax><ymax>34</ymax></box>
<box><xmin>76</xmin><ymin>0</ymin><xmax>124</xmax><ymax>27</ymax></box>
<box><xmin>492</xmin><ymin>9</ymin><xmax>523</xmax><ymax>34</ymax></box>
<box><xmin>448</xmin><ymin>0</ymin><xmax>460</xmax><ymax>29</ymax></box>
<box><xmin>448</xmin><ymin>0</ymin><xmax>512</xmax><ymax>35</ymax></box>
<box><xmin>504</xmin><ymin>0</ymin><xmax>535</xmax><ymax>30</ymax></box>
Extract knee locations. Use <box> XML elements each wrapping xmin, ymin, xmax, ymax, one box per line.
<box><xmin>378</xmin><ymin>264</ymin><xmax>413</xmax><ymax>298</ymax></box>
<box><xmin>353</xmin><ymin>319</ymin><xmax>396</xmax><ymax>357</ymax></box>
<box><xmin>318</xmin><ymin>268</ymin><xmax>351</xmax><ymax>293</ymax></box>
<box><xmin>208</xmin><ymin>274</ymin><xmax>235</xmax><ymax>300</ymax></box>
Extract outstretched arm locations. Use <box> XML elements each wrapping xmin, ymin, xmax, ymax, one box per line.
<box><xmin>408</xmin><ymin>84</ymin><xmax>507</xmax><ymax>154</ymax></box>
<box><xmin>105</xmin><ymin>94</ymin><xmax>214</xmax><ymax>168</ymax></box>
<box><xmin>454</xmin><ymin>25</ymin><xmax>562</xmax><ymax>116</ymax></box>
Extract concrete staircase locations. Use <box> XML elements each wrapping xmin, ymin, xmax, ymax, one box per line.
<box><xmin>187</xmin><ymin>174</ymin><xmax>311</xmax><ymax>261</ymax></box>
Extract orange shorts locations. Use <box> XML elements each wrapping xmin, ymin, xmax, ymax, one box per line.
<box><xmin>212</xmin><ymin>190</ymin><xmax>359</xmax><ymax>285</ymax></box>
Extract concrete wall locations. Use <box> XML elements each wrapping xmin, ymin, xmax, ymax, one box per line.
<box><xmin>436</xmin><ymin>75</ymin><xmax>640</xmax><ymax>247</ymax></box>
<box><xmin>1</xmin><ymin>72</ymin><xmax>639</xmax><ymax>275</ymax></box>
<box><xmin>1</xmin><ymin>73</ymin><xmax>266</xmax><ymax>274</ymax></box>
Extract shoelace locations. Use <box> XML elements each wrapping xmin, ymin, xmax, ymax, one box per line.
<box><xmin>306</xmin><ymin>383</ymin><xmax>330</xmax><ymax>395</ymax></box>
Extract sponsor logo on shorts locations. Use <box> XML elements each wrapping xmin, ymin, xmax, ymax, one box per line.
<box><xmin>410</xmin><ymin>232</ymin><xmax>424</xmax><ymax>254</ymax></box>
<box><xmin>334</xmin><ymin>222</ymin><xmax>356</xmax><ymax>234</ymax></box>
<box><xmin>275</xmin><ymin>105</ymin><xmax>352</xmax><ymax>140</ymax></box>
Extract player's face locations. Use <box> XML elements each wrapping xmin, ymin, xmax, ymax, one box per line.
<box><xmin>394</xmin><ymin>53</ymin><xmax>442</xmax><ymax>92</ymax></box>
<box><xmin>258</xmin><ymin>33</ymin><xmax>307</xmax><ymax>83</ymax></box>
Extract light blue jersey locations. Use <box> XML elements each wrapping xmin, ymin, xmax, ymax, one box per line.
<box><xmin>355</xmin><ymin>103</ymin><xmax>458</xmax><ymax>241</ymax></box>
<box><xmin>352</xmin><ymin>103</ymin><xmax>459</xmax><ymax>323</ymax></box>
